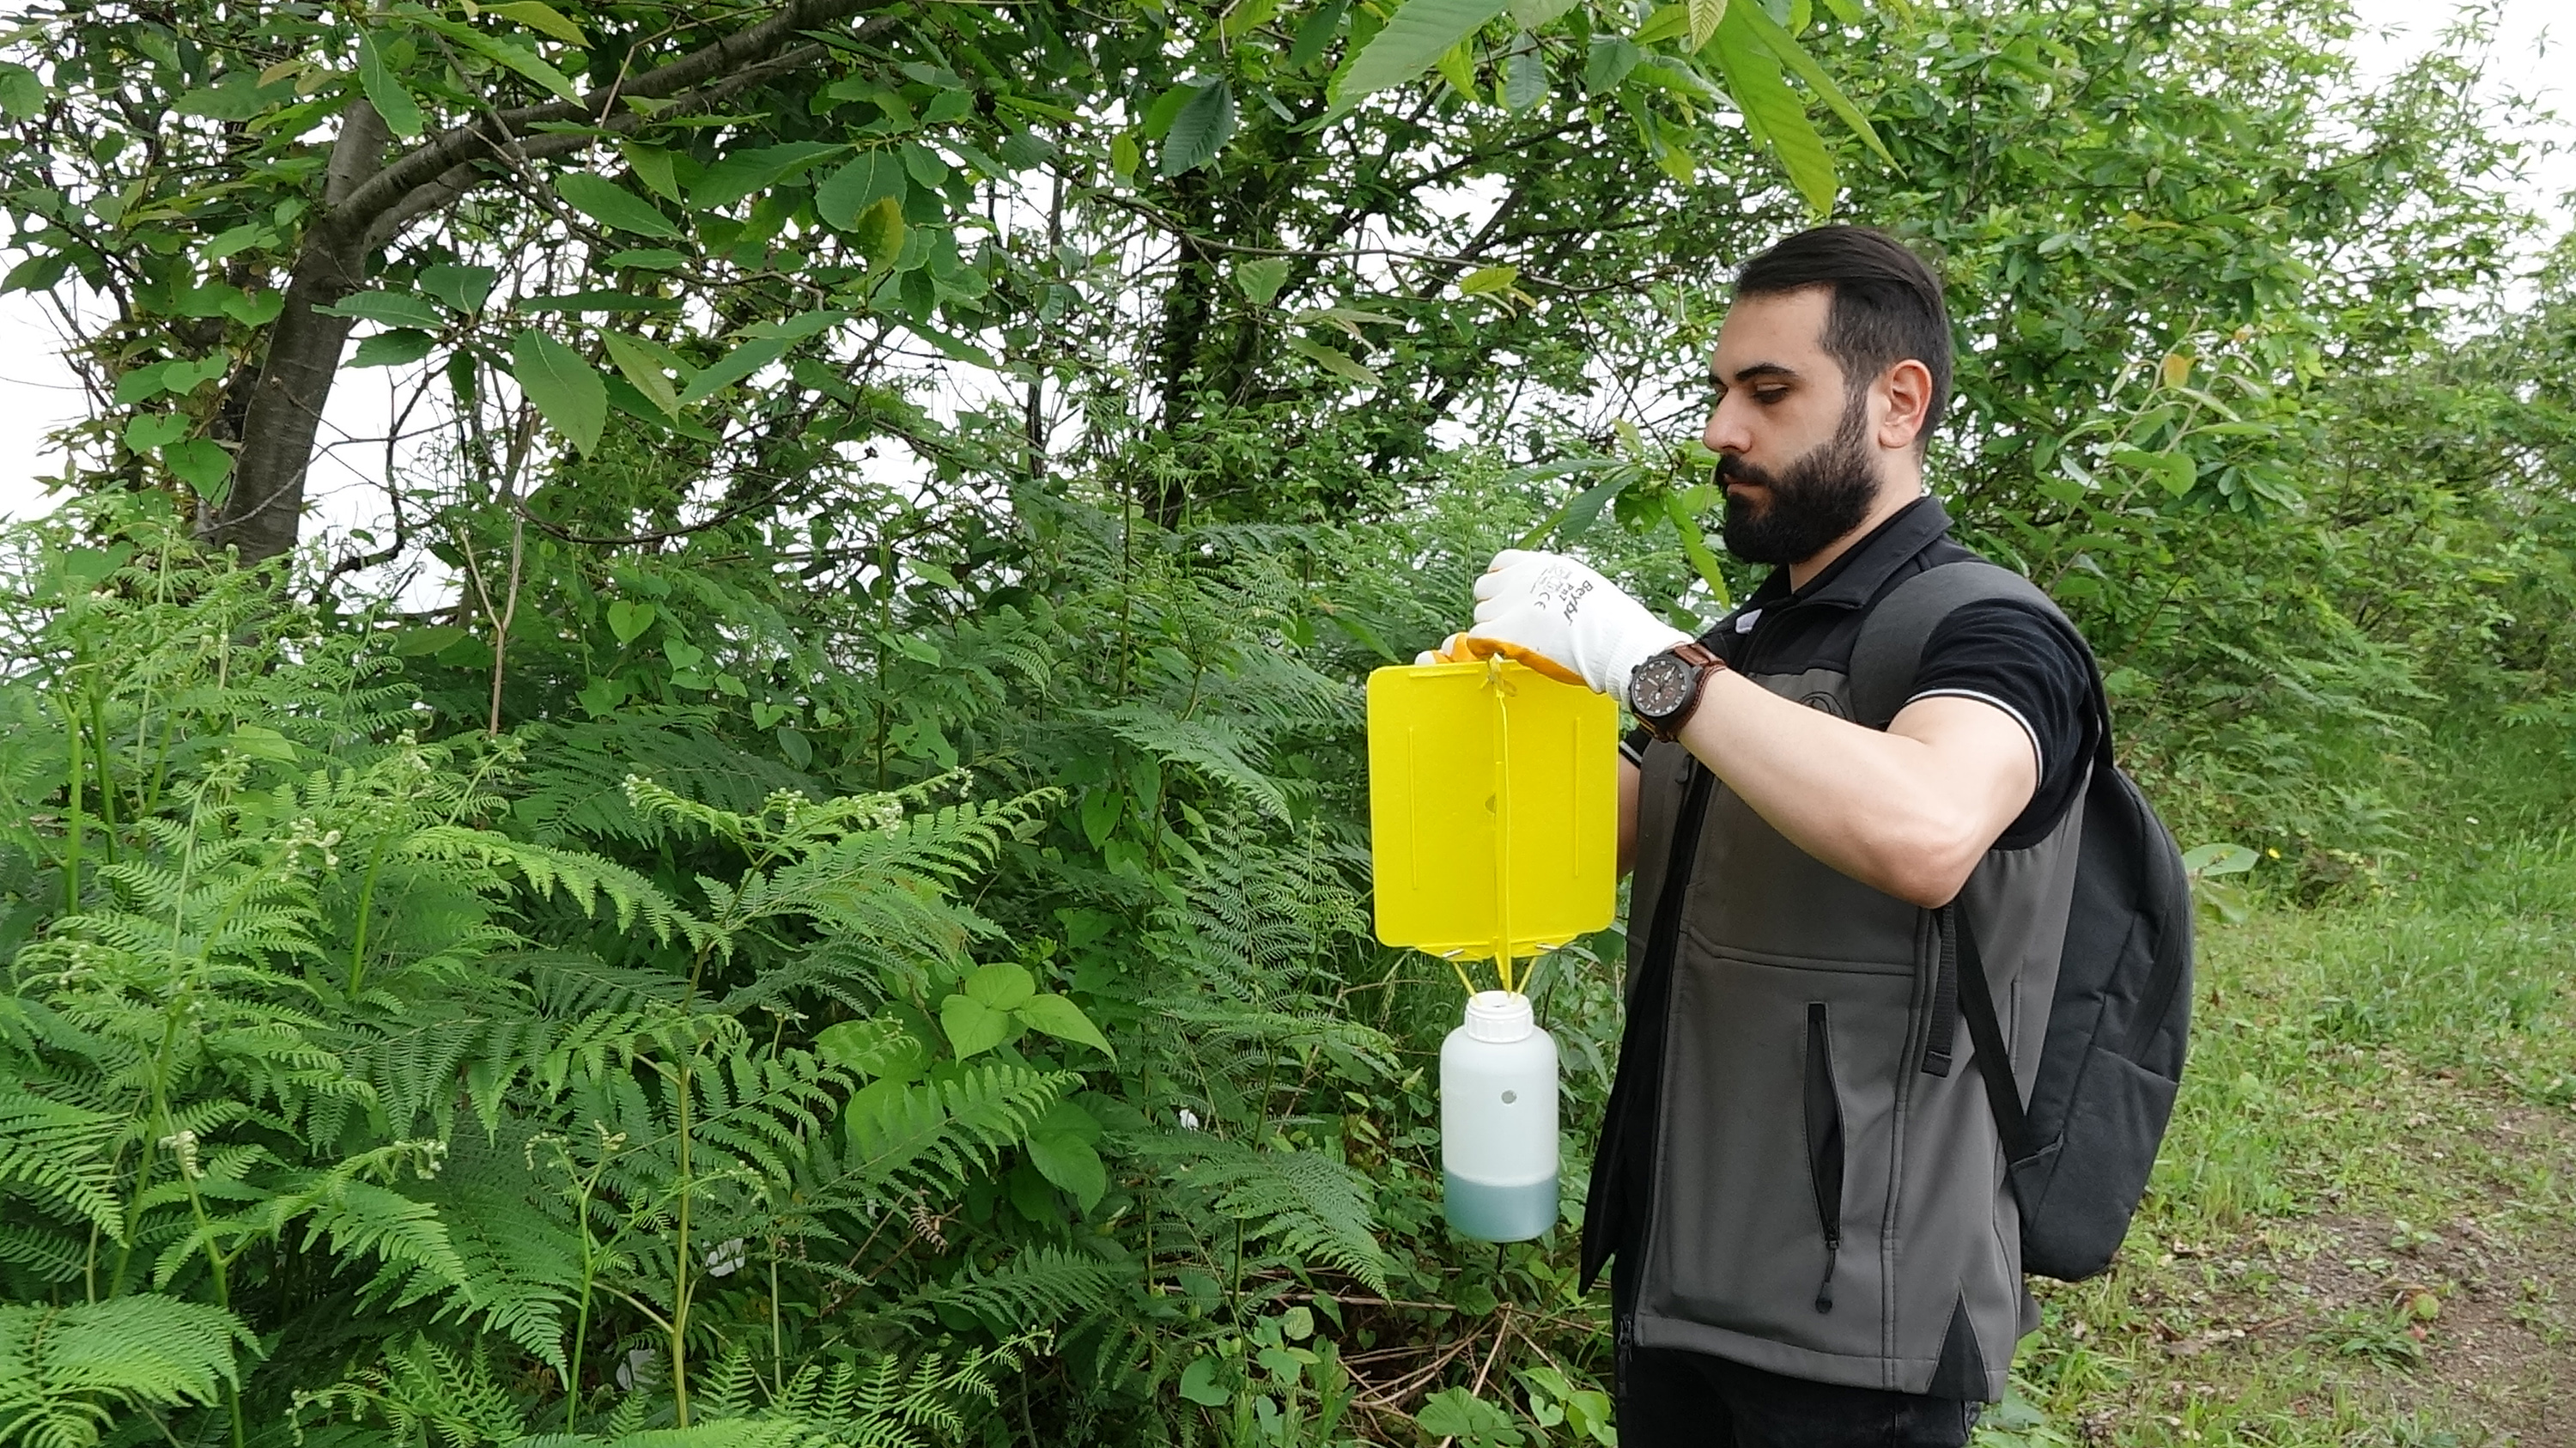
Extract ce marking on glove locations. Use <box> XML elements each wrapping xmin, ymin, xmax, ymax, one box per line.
<box><xmin>1532</xmin><ymin>566</ymin><xmax>1595</xmax><ymax>622</ymax></box>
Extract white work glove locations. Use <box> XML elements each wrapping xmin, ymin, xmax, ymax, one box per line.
<box><xmin>1417</xmin><ymin>550</ymin><xmax>1691</xmax><ymax>708</ymax></box>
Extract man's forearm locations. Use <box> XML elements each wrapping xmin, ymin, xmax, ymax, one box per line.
<box><xmin>1668</xmin><ymin>672</ymin><xmax>2035</xmax><ymax>907</ymax></box>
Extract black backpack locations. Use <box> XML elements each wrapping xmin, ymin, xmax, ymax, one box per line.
<box><xmin>1850</xmin><ymin>561</ymin><xmax>2194</xmax><ymax>1282</ymax></box>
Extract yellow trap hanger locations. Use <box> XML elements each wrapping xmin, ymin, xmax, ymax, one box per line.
<box><xmin>1365</xmin><ymin>653</ymin><xmax>1619</xmax><ymax>995</ymax></box>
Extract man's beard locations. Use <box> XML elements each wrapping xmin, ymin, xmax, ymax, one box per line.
<box><xmin>1716</xmin><ymin>395</ymin><xmax>1880</xmax><ymax>565</ymax></box>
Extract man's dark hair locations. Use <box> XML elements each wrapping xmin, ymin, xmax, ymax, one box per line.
<box><xmin>1734</xmin><ymin>226</ymin><xmax>1952</xmax><ymax>445</ymax></box>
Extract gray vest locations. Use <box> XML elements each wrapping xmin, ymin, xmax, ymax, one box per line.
<box><xmin>1620</xmin><ymin>588</ymin><xmax>2086</xmax><ymax>1400</ymax></box>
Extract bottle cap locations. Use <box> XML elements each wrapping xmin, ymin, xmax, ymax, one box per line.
<box><xmin>1462</xmin><ymin>990</ymin><xmax>1534</xmax><ymax>1043</ymax></box>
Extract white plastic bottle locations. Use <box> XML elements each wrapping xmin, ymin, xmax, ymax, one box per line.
<box><xmin>1440</xmin><ymin>990</ymin><xmax>1559</xmax><ymax>1242</ymax></box>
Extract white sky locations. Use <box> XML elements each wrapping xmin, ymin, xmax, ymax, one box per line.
<box><xmin>0</xmin><ymin>0</ymin><xmax>2564</xmax><ymax>541</ymax></box>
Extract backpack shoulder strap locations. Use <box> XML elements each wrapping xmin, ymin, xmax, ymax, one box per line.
<box><xmin>1849</xmin><ymin>560</ymin><xmax>2063</xmax><ymax>730</ymax></box>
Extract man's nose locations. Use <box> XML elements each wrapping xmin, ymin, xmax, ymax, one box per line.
<box><xmin>1704</xmin><ymin>396</ymin><xmax>1751</xmax><ymax>456</ymax></box>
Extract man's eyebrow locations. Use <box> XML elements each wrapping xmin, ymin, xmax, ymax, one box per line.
<box><xmin>1719</xmin><ymin>362</ymin><xmax>1800</xmax><ymax>386</ymax></box>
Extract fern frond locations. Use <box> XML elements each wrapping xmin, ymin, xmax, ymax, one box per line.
<box><xmin>1133</xmin><ymin>1133</ymin><xmax>1389</xmax><ymax>1294</ymax></box>
<box><xmin>878</xmin><ymin>1244</ymin><xmax>1134</xmax><ymax>1332</ymax></box>
<box><xmin>1084</xmin><ymin>705</ymin><xmax>1291</xmax><ymax>820</ymax></box>
<box><xmin>0</xmin><ymin>1297</ymin><xmax>253</xmax><ymax>1443</ymax></box>
<box><xmin>833</xmin><ymin>1064</ymin><xmax>1074</xmax><ymax>1201</ymax></box>
<box><xmin>0</xmin><ymin>1087</ymin><xmax>125</xmax><ymax>1239</ymax></box>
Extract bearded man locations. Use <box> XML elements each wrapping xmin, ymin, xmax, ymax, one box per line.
<box><xmin>1426</xmin><ymin>227</ymin><xmax>2102</xmax><ymax>1446</ymax></box>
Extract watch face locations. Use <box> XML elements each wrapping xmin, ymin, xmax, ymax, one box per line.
<box><xmin>1633</xmin><ymin>653</ymin><xmax>1690</xmax><ymax>717</ymax></box>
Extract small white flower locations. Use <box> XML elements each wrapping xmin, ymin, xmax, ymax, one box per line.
<box><xmin>1177</xmin><ymin>1109</ymin><xmax>1201</xmax><ymax>1131</ymax></box>
<box><xmin>704</xmin><ymin>1238</ymin><xmax>748</xmax><ymax>1277</ymax></box>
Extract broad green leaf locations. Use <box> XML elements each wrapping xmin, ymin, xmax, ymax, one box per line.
<box><xmin>1704</xmin><ymin>25</ymin><xmax>1836</xmax><ymax>213</ymax></box>
<box><xmin>939</xmin><ymin>994</ymin><xmax>1014</xmax><ymax>1058</ymax></box>
<box><xmin>1555</xmin><ymin>470</ymin><xmax>1636</xmax><ymax>546</ymax></box>
<box><xmin>1141</xmin><ymin>82</ymin><xmax>1194</xmax><ymax>142</ymax></box>
<box><xmin>1686</xmin><ymin>0</ymin><xmax>1728</xmax><ymax>50</ymax></box>
<box><xmin>1159</xmin><ymin>81</ymin><xmax>1237</xmax><ymax>177</ymax></box>
<box><xmin>1178</xmin><ymin>1356</ymin><xmax>1230</xmax><ymax>1407</ymax></box>
<box><xmin>1506</xmin><ymin>0</ymin><xmax>1577</xmax><ymax>25</ymax></box>
<box><xmin>1585</xmin><ymin>37</ymin><xmax>1643</xmax><ymax>93</ymax></box>
<box><xmin>1417</xmin><ymin>1387</ymin><xmax>1518</xmax><ymax>1441</ymax></box>
<box><xmin>487</xmin><ymin>0</ymin><xmax>586</xmax><ymax>44</ymax></box>
<box><xmin>509</xmin><ymin>328</ymin><xmax>607</xmax><ymax>457</ymax></box>
<box><xmin>1504</xmin><ymin>45</ymin><xmax>1547</xmax><ymax>109</ymax></box>
<box><xmin>1434</xmin><ymin>38</ymin><xmax>1478</xmax><ymax>99</ymax></box>
<box><xmin>817</xmin><ymin>151</ymin><xmax>907</xmax><ymax>229</ymax></box>
<box><xmin>1015</xmin><ymin>993</ymin><xmax>1115</xmax><ymax>1061</ymax></box>
<box><xmin>604</xmin><ymin>247</ymin><xmax>688</xmax><ymax>271</ymax></box>
<box><xmin>161</xmin><ymin>438</ymin><xmax>230</xmax><ymax>490</ymax></box>
<box><xmin>964</xmin><ymin>962</ymin><xmax>1036</xmax><ymax>1011</ymax></box>
<box><xmin>674</xmin><ymin>336</ymin><xmax>787</xmax><ymax>406</ymax></box>
<box><xmin>124</xmin><ymin>414</ymin><xmax>189</xmax><ymax>451</ymax></box>
<box><xmin>418</xmin><ymin>19</ymin><xmax>582</xmax><ymax>100</ymax></box>
<box><xmin>419</xmin><ymin>264</ymin><xmax>496</xmax><ymax>313</ymax></box>
<box><xmin>1026</xmin><ymin>1132</ymin><xmax>1107</xmax><ymax>1208</ymax></box>
<box><xmin>0</xmin><ymin>63</ymin><xmax>43</xmax><ymax>121</ymax></box>
<box><xmin>1458</xmin><ymin>264</ymin><xmax>1517</xmax><ymax>295</ymax></box>
<box><xmin>621</xmin><ymin>143</ymin><xmax>681</xmax><ymax>201</ymax></box>
<box><xmin>1334</xmin><ymin>0</ymin><xmax>1510</xmax><ymax>107</ymax></box>
<box><xmin>1220</xmin><ymin>0</ymin><xmax>1282</xmax><ymax>43</ymax></box>
<box><xmin>693</xmin><ymin>141</ymin><xmax>842</xmax><ymax>210</ymax></box>
<box><xmin>899</xmin><ymin>142</ymin><xmax>949</xmax><ymax>188</ymax></box>
<box><xmin>320</xmin><ymin>291</ymin><xmax>443</xmax><ymax>329</ymax></box>
<box><xmin>555</xmin><ymin>172</ymin><xmax>683</xmax><ymax>239</ymax></box>
<box><xmin>349</xmin><ymin>329</ymin><xmax>435</xmax><ymax>368</ymax></box>
<box><xmin>2182</xmin><ymin>843</ymin><xmax>2257</xmax><ymax>878</ymax></box>
<box><xmin>1665</xmin><ymin>491</ymin><xmax>1734</xmax><ymax>611</ymax></box>
<box><xmin>112</xmin><ymin>362</ymin><xmax>173</xmax><ymax>405</ymax></box>
<box><xmin>1288</xmin><ymin>0</ymin><xmax>1351</xmax><ymax>69</ymax></box>
<box><xmin>1286</xmin><ymin>334</ymin><xmax>1381</xmax><ymax>386</ymax></box>
<box><xmin>1723</xmin><ymin>0</ymin><xmax>1889</xmax><ymax>161</ymax></box>
<box><xmin>1633</xmin><ymin>4</ymin><xmax>1696</xmax><ymax>46</ymax></box>
<box><xmin>356</xmin><ymin>33</ymin><xmax>423</xmax><ymax>138</ymax></box>
<box><xmin>600</xmin><ymin>333</ymin><xmax>679</xmax><ymax>417</ymax></box>
<box><xmin>604</xmin><ymin>598</ymin><xmax>655</xmax><ymax>642</ymax></box>
<box><xmin>220</xmin><ymin>287</ymin><xmax>282</xmax><ymax>324</ymax></box>
<box><xmin>1236</xmin><ymin>256</ymin><xmax>1292</xmax><ymax>307</ymax></box>
<box><xmin>848</xmin><ymin>195</ymin><xmax>907</xmax><ymax>272</ymax></box>
<box><xmin>1110</xmin><ymin>132</ymin><xmax>1140</xmax><ymax>179</ymax></box>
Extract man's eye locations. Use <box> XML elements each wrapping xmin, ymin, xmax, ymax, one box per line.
<box><xmin>1754</xmin><ymin>388</ymin><xmax>1789</xmax><ymax>405</ymax></box>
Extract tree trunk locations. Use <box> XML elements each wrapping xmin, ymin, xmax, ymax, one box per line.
<box><xmin>198</xmin><ymin>104</ymin><xmax>387</xmax><ymax>563</ymax></box>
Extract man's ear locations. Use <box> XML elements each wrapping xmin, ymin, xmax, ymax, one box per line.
<box><xmin>1875</xmin><ymin>359</ymin><xmax>1935</xmax><ymax>452</ymax></box>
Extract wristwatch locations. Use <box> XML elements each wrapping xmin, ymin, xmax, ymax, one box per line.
<box><xmin>1630</xmin><ymin>642</ymin><xmax>1726</xmax><ymax>743</ymax></box>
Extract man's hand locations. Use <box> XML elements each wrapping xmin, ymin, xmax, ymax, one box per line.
<box><xmin>1419</xmin><ymin>551</ymin><xmax>1691</xmax><ymax>707</ymax></box>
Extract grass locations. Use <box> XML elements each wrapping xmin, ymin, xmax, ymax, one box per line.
<box><xmin>1981</xmin><ymin>799</ymin><xmax>2576</xmax><ymax>1446</ymax></box>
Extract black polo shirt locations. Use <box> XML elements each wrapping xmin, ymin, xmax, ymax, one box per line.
<box><xmin>1621</xmin><ymin>496</ymin><xmax>2097</xmax><ymax>849</ymax></box>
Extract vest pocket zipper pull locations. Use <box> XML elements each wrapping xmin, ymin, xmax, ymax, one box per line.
<box><xmin>1804</xmin><ymin>1003</ymin><xmax>1846</xmax><ymax>1316</ymax></box>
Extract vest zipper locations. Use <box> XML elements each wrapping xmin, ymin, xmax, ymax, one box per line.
<box><xmin>1804</xmin><ymin>1002</ymin><xmax>1846</xmax><ymax>1314</ymax></box>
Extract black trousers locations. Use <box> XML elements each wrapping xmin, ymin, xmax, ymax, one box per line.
<box><xmin>1612</xmin><ymin>1253</ymin><xmax>1980</xmax><ymax>1448</ymax></box>
<box><xmin>1615</xmin><ymin>1341</ymin><xmax>1981</xmax><ymax>1448</ymax></box>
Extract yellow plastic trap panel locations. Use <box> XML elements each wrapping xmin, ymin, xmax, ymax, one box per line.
<box><xmin>1367</xmin><ymin>658</ymin><xmax>1619</xmax><ymax>968</ymax></box>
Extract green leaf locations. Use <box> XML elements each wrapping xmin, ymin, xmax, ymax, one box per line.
<box><xmin>940</xmin><ymin>994</ymin><xmax>1015</xmax><ymax>1059</ymax></box>
<box><xmin>1724</xmin><ymin>0</ymin><xmax>1889</xmax><ymax>161</ymax></box>
<box><xmin>125</xmin><ymin>414</ymin><xmax>190</xmax><ymax>451</ymax></box>
<box><xmin>605</xmin><ymin>247</ymin><xmax>689</xmax><ymax>271</ymax></box>
<box><xmin>1585</xmin><ymin>37</ymin><xmax>1643</xmax><ymax>93</ymax></box>
<box><xmin>1686</xmin><ymin>0</ymin><xmax>1728</xmax><ymax>50</ymax></box>
<box><xmin>349</xmin><ymin>329</ymin><xmax>436</xmax><ymax>368</ymax></box>
<box><xmin>1633</xmin><ymin>5</ymin><xmax>1696</xmax><ymax>46</ymax></box>
<box><xmin>357</xmin><ymin>32</ymin><xmax>423</xmax><ymax>138</ymax></box>
<box><xmin>1178</xmin><ymin>1356</ymin><xmax>1230</xmax><ymax>1406</ymax></box>
<box><xmin>693</xmin><ymin>141</ymin><xmax>843</xmax><ymax>210</ymax></box>
<box><xmin>420</xmin><ymin>264</ymin><xmax>497</xmax><ymax>313</ymax></box>
<box><xmin>2183</xmin><ymin>843</ymin><xmax>2258</xmax><ymax>878</ymax></box>
<box><xmin>1236</xmin><ymin>256</ymin><xmax>1292</xmax><ymax>307</ymax></box>
<box><xmin>1334</xmin><ymin>0</ymin><xmax>1510</xmax><ymax>107</ymax></box>
<box><xmin>555</xmin><ymin>172</ymin><xmax>684</xmax><ymax>240</ymax></box>
<box><xmin>622</xmin><ymin>143</ymin><xmax>682</xmax><ymax>201</ymax></box>
<box><xmin>817</xmin><ymin>151</ymin><xmax>907</xmax><ymax>228</ymax></box>
<box><xmin>1288</xmin><ymin>0</ymin><xmax>1351</xmax><ymax>69</ymax></box>
<box><xmin>600</xmin><ymin>333</ymin><xmax>680</xmax><ymax>417</ymax></box>
<box><xmin>1504</xmin><ymin>45</ymin><xmax>1547</xmax><ymax>109</ymax></box>
<box><xmin>1418</xmin><ymin>1387</ymin><xmax>1522</xmax><ymax>1443</ymax></box>
<box><xmin>964</xmin><ymin>962</ymin><xmax>1036</xmax><ymax>1011</ymax></box>
<box><xmin>487</xmin><ymin>0</ymin><xmax>586</xmax><ymax>44</ymax></box>
<box><xmin>320</xmin><ymin>290</ymin><xmax>445</xmax><ymax>329</ymax></box>
<box><xmin>899</xmin><ymin>142</ymin><xmax>950</xmax><ymax>189</ymax></box>
<box><xmin>1015</xmin><ymin>993</ymin><xmax>1115</xmax><ymax>1061</ymax></box>
<box><xmin>604</xmin><ymin>598</ymin><xmax>655</xmax><ymax>642</ymax></box>
<box><xmin>1110</xmin><ymin>131</ymin><xmax>1140</xmax><ymax>179</ymax></box>
<box><xmin>1508</xmin><ymin>0</ymin><xmax>1578</xmax><ymax>24</ymax></box>
<box><xmin>418</xmin><ymin>18</ymin><xmax>582</xmax><ymax>100</ymax></box>
<box><xmin>1160</xmin><ymin>81</ymin><xmax>1237</xmax><ymax>177</ymax></box>
<box><xmin>1555</xmin><ymin>470</ymin><xmax>1636</xmax><ymax>545</ymax></box>
<box><xmin>817</xmin><ymin>1019</ymin><xmax>933</xmax><ymax>1081</ymax></box>
<box><xmin>509</xmin><ymin>328</ymin><xmax>607</xmax><ymax>457</ymax></box>
<box><xmin>1664</xmin><ymin>491</ymin><xmax>1734</xmax><ymax>611</ymax></box>
<box><xmin>1458</xmin><ymin>264</ymin><xmax>1517</xmax><ymax>295</ymax></box>
<box><xmin>848</xmin><ymin>194</ymin><xmax>907</xmax><ymax>273</ymax></box>
<box><xmin>1704</xmin><ymin>22</ymin><xmax>1836</xmax><ymax>213</ymax></box>
<box><xmin>2111</xmin><ymin>446</ymin><xmax>2197</xmax><ymax>496</ymax></box>
<box><xmin>0</xmin><ymin>63</ymin><xmax>45</xmax><ymax>121</ymax></box>
<box><xmin>161</xmin><ymin>438</ymin><xmax>231</xmax><ymax>490</ymax></box>
<box><xmin>673</xmin><ymin>336</ymin><xmax>787</xmax><ymax>406</ymax></box>
<box><xmin>1286</xmin><ymin>334</ymin><xmax>1380</xmax><ymax>387</ymax></box>
<box><xmin>1026</xmin><ymin>1132</ymin><xmax>1107</xmax><ymax>1208</ymax></box>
